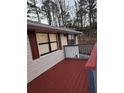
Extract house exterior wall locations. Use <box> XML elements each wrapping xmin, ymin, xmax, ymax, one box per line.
<box><xmin>76</xmin><ymin>36</ymin><xmax>78</xmax><ymax>44</ymax></box>
<box><xmin>27</xmin><ymin>37</ymin><xmax>64</xmax><ymax>83</ymax></box>
<box><xmin>60</xmin><ymin>34</ymin><xmax>67</xmax><ymax>48</ymax></box>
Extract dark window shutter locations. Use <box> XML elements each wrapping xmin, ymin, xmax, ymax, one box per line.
<box><xmin>74</xmin><ymin>34</ymin><xmax>76</xmax><ymax>44</ymax></box>
<box><xmin>28</xmin><ymin>31</ymin><xmax>40</xmax><ymax>60</ymax></box>
<box><xmin>57</xmin><ymin>33</ymin><xmax>62</xmax><ymax>49</ymax></box>
<box><xmin>66</xmin><ymin>34</ymin><xmax>69</xmax><ymax>45</ymax></box>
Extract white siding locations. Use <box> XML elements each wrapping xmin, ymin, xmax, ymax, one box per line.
<box><xmin>60</xmin><ymin>34</ymin><xmax>67</xmax><ymax>48</ymax></box>
<box><xmin>76</xmin><ymin>36</ymin><xmax>78</xmax><ymax>44</ymax></box>
<box><xmin>27</xmin><ymin>37</ymin><xmax>64</xmax><ymax>83</ymax></box>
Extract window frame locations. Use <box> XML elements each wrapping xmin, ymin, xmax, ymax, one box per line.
<box><xmin>36</xmin><ymin>32</ymin><xmax>59</xmax><ymax>56</ymax></box>
<box><xmin>68</xmin><ymin>34</ymin><xmax>76</xmax><ymax>45</ymax></box>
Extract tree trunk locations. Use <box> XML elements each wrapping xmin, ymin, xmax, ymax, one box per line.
<box><xmin>33</xmin><ymin>0</ymin><xmax>41</xmax><ymax>23</ymax></box>
<box><xmin>58</xmin><ymin>0</ymin><xmax>64</xmax><ymax>26</ymax></box>
<box><xmin>89</xmin><ymin>12</ymin><xmax>92</xmax><ymax>27</ymax></box>
<box><xmin>80</xmin><ymin>15</ymin><xmax>83</xmax><ymax>30</ymax></box>
<box><xmin>47</xmin><ymin>0</ymin><xmax>52</xmax><ymax>25</ymax></box>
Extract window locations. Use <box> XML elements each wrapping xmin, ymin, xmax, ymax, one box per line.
<box><xmin>68</xmin><ymin>34</ymin><xmax>76</xmax><ymax>45</ymax></box>
<box><xmin>49</xmin><ymin>34</ymin><xmax>56</xmax><ymax>41</ymax></box>
<box><xmin>49</xmin><ymin>34</ymin><xmax>58</xmax><ymax>51</ymax></box>
<box><xmin>36</xmin><ymin>33</ymin><xmax>58</xmax><ymax>56</ymax></box>
<box><xmin>51</xmin><ymin>42</ymin><xmax>57</xmax><ymax>51</ymax></box>
<box><xmin>36</xmin><ymin>33</ymin><xmax>48</xmax><ymax>43</ymax></box>
<box><xmin>39</xmin><ymin>44</ymin><xmax>49</xmax><ymax>55</ymax></box>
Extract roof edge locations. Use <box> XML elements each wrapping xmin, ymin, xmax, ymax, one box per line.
<box><xmin>27</xmin><ymin>20</ymin><xmax>82</xmax><ymax>34</ymax></box>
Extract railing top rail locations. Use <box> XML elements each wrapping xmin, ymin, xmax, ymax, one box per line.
<box><xmin>63</xmin><ymin>45</ymin><xmax>79</xmax><ymax>47</ymax></box>
<box><xmin>85</xmin><ymin>43</ymin><xmax>97</xmax><ymax>70</ymax></box>
<box><xmin>78</xmin><ymin>43</ymin><xmax>95</xmax><ymax>45</ymax></box>
<box><xmin>63</xmin><ymin>44</ymin><xmax>94</xmax><ymax>47</ymax></box>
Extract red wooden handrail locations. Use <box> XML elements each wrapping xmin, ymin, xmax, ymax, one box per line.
<box><xmin>85</xmin><ymin>43</ymin><xmax>97</xmax><ymax>70</ymax></box>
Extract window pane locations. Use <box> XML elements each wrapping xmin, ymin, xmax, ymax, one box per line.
<box><xmin>36</xmin><ymin>33</ymin><xmax>48</xmax><ymax>43</ymax></box>
<box><xmin>69</xmin><ymin>34</ymin><xmax>75</xmax><ymax>40</ymax></box>
<box><xmin>51</xmin><ymin>42</ymin><xmax>57</xmax><ymax>51</ymax></box>
<box><xmin>49</xmin><ymin>34</ymin><xmax>56</xmax><ymax>42</ymax></box>
<box><xmin>71</xmin><ymin>35</ymin><xmax>74</xmax><ymax>39</ymax></box>
<box><xmin>68</xmin><ymin>34</ymin><xmax>72</xmax><ymax>39</ymax></box>
<box><xmin>38</xmin><ymin>44</ymin><xmax>49</xmax><ymax>54</ymax></box>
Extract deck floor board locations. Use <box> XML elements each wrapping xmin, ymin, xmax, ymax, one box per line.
<box><xmin>28</xmin><ymin>59</ymin><xmax>89</xmax><ymax>93</ymax></box>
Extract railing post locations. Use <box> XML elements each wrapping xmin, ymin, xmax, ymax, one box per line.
<box><xmin>63</xmin><ymin>46</ymin><xmax>66</xmax><ymax>58</ymax></box>
<box><xmin>85</xmin><ymin>43</ymin><xmax>97</xmax><ymax>93</ymax></box>
<box><xmin>87</xmin><ymin>70</ymin><xmax>96</xmax><ymax>93</ymax></box>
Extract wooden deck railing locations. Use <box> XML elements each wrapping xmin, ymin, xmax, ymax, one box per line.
<box><xmin>79</xmin><ymin>44</ymin><xmax>94</xmax><ymax>55</ymax></box>
<box><xmin>63</xmin><ymin>45</ymin><xmax>79</xmax><ymax>58</ymax></box>
<box><xmin>85</xmin><ymin>43</ymin><xmax>97</xmax><ymax>93</ymax></box>
<box><xmin>63</xmin><ymin>44</ymin><xmax>94</xmax><ymax>59</ymax></box>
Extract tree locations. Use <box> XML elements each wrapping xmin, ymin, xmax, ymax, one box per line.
<box><xmin>41</xmin><ymin>0</ymin><xmax>62</xmax><ymax>26</ymax></box>
<box><xmin>41</xmin><ymin>0</ymin><xmax>52</xmax><ymax>25</ymax></box>
<box><xmin>27</xmin><ymin>0</ymin><xmax>41</xmax><ymax>23</ymax></box>
<box><xmin>57</xmin><ymin>0</ymin><xmax>71</xmax><ymax>27</ymax></box>
<box><xmin>87</xmin><ymin>0</ymin><xmax>97</xmax><ymax>27</ymax></box>
<box><xmin>27</xmin><ymin>0</ymin><xmax>97</xmax><ymax>37</ymax></box>
<box><xmin>50</xmin><ymin>0</ymin><xmax>60</xmax><ymax>26</ymax></box>
<box><xmin>78</xmin><ymin>0</ymin><xmax>87</xmax><ymax>29</ymax></box>
<box><xmin>74</xmin><ymin>0</ymin><xmax>88</xmax><ymax>29</ymax></box>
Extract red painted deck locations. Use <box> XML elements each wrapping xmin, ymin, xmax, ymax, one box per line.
<box><xmin>27</xmin><ymin>59</ymin><xmax>89</xmax><ymax>93</ymax></box>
